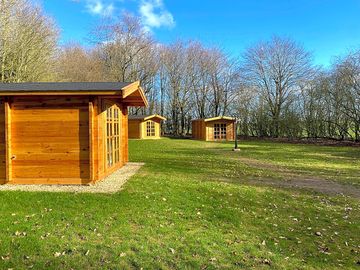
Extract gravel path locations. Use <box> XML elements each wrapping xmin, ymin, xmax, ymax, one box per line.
<box><xmin>0</xmin><ymin>162</ymin><xmax>144</xmax><ymax>193</ymax></box>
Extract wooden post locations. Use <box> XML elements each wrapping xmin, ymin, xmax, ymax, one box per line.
<box><xmin>5</xmin><ymin>99</ymin><xmax>12</xmax><ymax>182</ymax></box>
<box><xmin>89</xmin><ymin>100</ymin><xmax>93</xmax><ymax>183</ymax></box>
<box><xmin>89</xmin><ymin>98</ymin><xmax>99</xmax><ymax>184</ymax></box>
<box><xmin>122</xmin><ymin>105</ymin><xmax>128</xmax><ymax>163</ymax></box>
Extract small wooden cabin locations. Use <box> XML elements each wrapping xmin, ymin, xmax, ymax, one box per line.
<box><xmin>192</xmin><ymin>116</ymin><xmax>235</xmax><ymax>141</ymax></box>
<box><xmin>128</xmin><ymin>114</ymin><xmax>166</xmax><ymax>139</ymax></box>
<box><xmin>0</xmin><ymin>81</ymin><xmax>148</xmax><ymax>185</ymax></box>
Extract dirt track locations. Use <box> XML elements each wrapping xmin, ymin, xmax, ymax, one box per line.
<box><xmin>247</xmin><ymin>177</ymin><xmax>360</xmax><ymax>199</ymax></box>
<box><xmin>238</xmin><ymin>157</ymin><xmax>360</xmax><ymax>199</ymax></box>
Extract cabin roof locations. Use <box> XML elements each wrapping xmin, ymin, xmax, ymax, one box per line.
<box><xmin>0</xmin><ymin>82</ymin><xmax>132</xmax><ymax>92</ymax></box>
<box><xmin>129</xmin><ymin>114</ymin><xmax>166</xmax><ymax>121</ymax></box>
<box><xmin>0</xmin><ymin>81</ymin><xmax>148</xmax><ymax>107</ymax></box>
<box><xmin>193</xmin><ymin>116</ymin><xmax>235</xmax><ymax>122</ymax></box>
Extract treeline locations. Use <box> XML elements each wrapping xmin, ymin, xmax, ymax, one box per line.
<box><xmin>1</xmin><ymin>1</ymin><xmax>359</xmax><ymax>141</ymax></box>
<box><xmin>238</xmin><ymin>38</ymin><xmax>360</xmax><ymax>141</ymax></box>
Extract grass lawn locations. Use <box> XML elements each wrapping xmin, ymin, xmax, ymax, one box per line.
<box><xmin>0</xmin><ymin>138</ymin><xmax>359</xmax><ymax>269</ymax></box>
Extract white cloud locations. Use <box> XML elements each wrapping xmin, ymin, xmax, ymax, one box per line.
<box><xmin>139</xmin><ymin>0</ymin><xmax>175</xmax><ymax>30</ymax></box>
<box><xmin>85</xmin><ymin>0</ymin><xmax>114</xmax><ymax>16</ymax></box>
<box><xmin>74</xmin><ymin>0</ymin><xmax>175</xmax><ymax>30</ymax></box>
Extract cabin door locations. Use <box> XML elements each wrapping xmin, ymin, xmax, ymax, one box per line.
<box><xmin>104</xmin><ymin>103</ymin><xmax>121</xmax><ymax>169</ymax></box>
<box><xmin>145</xmin><ymin>120</ymin><xmax>155</xmax><ymax>138</ymax></box>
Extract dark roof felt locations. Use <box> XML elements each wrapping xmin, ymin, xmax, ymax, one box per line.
<box><xmin>128</xmin><ymin>115</ymin><xmax>149</xmax><ymax>120</ymax></box>
<box><xmin>128</xmin><ymin>114</ymin><xmax>166</xmax><ymax>121</ymax></box>
<box><xmin>0</xmin><ymin>82</ymin><xmax>133</xmax><ymax>92</ymax></box>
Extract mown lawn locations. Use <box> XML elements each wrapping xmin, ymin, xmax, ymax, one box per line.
<box><xmin>0</xmin><ymin>138</ymin><xmax>359</xmax><ymax>269</ymax></box>
<box><xmin>228</xmin><ymin>140</ymin><xmax>360</xmax><ymax>186</ymax></box>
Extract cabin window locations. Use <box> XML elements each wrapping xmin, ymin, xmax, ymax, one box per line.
<box><xmin>214</xmin><ymin>123</ymin><xmax>227</xmax><ymax>140</ymax></box>
<box><xmin>106</xmin><ymin>104</ymin><xmax>121</xmax><ymax>168</ymax></box>
<box><xmin>146</xmin><ymin>121</ymin><xmax>155</xmax><ymax>137</ymax></box>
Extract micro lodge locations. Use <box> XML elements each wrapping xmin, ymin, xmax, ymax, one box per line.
<box><xmin>0</xmin><ymin>82</ymin><xmax>147</xmax><ymax>185</ymax></box>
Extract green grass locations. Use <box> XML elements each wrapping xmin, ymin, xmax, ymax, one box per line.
<box><xmin>0</xmin><ymin>138</ymin><xmax>359</xmax><ymax>269</ymax></box>
<box><xmin>231</xmin><ymin>140</ymin><xmax>360</xmax><ymax>186</ymax></box>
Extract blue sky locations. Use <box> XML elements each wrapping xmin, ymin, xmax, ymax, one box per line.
<box><xmin>41</xmin><ymin>0</ymin><xmax>360</xmax><ymax>67</ymax></box>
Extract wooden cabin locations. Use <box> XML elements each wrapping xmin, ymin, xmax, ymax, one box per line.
<box><xmin>128</xmin><ymin>114</ymin><xmax>166</xmax><ymax>139</ymax></box>
<box><xmin>192</xmin><ymin>116</ymin><xmax>235</xmax><ymax>141</ymax></box>
<box><xmin>0</xmin><ymin>81</ymin><xmax>148</xmax><ymax>185</ymax></box>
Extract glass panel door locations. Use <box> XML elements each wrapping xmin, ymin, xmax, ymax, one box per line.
<box><xmin>146</xmin><ymin>121</ymin><xmax>155</xmax><ymax>137</ymax></box>
<box><xmin>105</xmin><ymin>103</ymin><xmax>121</xmax><ymax>168</ymax></box>
<box><xmin>214</xmin><ymin>123</ymin><xmax>227</xmax><ymax>140</ymax></box>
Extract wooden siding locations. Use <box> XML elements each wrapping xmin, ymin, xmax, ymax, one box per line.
<box><xmin>9</xmin><ymin>97</ymin><xmax>90</xmax><ymax>184</ymax></box>
<box><xmin>128</xmin><ymin>119</ymin><xmax>141</xmax><ymax>138</ymax></box>
<box><xmin>155</xmin><ymin>121</ymin><xmax>161</xmax><ymax>138</ymax></box>
<box><xmin>0</xmin><ymin>100</ymin><xmax>5</xmax><ymax>183</ymax></box>
<box><xmin>192</xmin><ymin>120</ymin><xmax>206</xmax><ymax>140</ymax></box>
<box><xmin>207</xmin><ymin>123</ymin><xmax>214</xmax><ymax>141</ymax></box>
<box><xmin>226</xmin><ymin>121</ymin><xmax>235</xmax><ymax>141</ymax></box>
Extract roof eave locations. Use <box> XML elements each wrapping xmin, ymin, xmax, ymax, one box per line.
<box><xmin>143</xmin><ymin>114</ymin><xmax>166</xmax><ymax>121</ymax></box>
<box><xmin>203</xmin><ymin>116</ymin><xmax>236</xmax><ymax>122</ymax></box>
<box><xmin>122</xmin><ymin>82</ymin><xmax>148</xmax><ymax>107</ymax></box>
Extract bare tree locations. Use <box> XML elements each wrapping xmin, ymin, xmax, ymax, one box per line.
<box><xmin>91</xmin><ymin>13</ymin><xmax>158</xmax><ymax>114</ymax></box>
<box><xmin>91</xmin><ymin>13</ymin><xmax>155</xmax><ymax>80</ymax></box>
<box><xmin>55</xmin><ymin>44</ymin><xmax>104</xmax><ymax>82</ymax></box>
<box><xmin>0</xmin><ymin>0</ymin><xmax>58</xmax><ymax>82</ymax></box>
<box><xmin>187</xmin><ymin>42</ymin><xmax>212</xmax><ymax>119</ymax></box>
<box><xmin>332</xmin><ymin>51</ymin><xmax>360</xmax><ymax>141</ymax></box>
<box><xmin>242</xmin><ymin>36</ymin><xmax>314</xmax><ymax>137</ymax></box>
<box><xmin>208</xmin><ymin>49</ymin><xmax>240</xmax><ymax>117</ymax></box>
<box><xmin>161</xmin><ymin>42</ymin><xmax>186</xmax><ymax>135</ymax></box>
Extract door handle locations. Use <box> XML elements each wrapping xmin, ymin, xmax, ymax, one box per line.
<box><xmin>11</xmin><ymin>155</ymin><xmax>16</xmax><ymax>160</ymax></box>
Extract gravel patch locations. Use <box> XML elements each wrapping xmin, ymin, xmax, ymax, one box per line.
<box><xmin>0</xmin><ymin>162</ymin><xmax>144</xmax><ymax>193</ymax></box>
